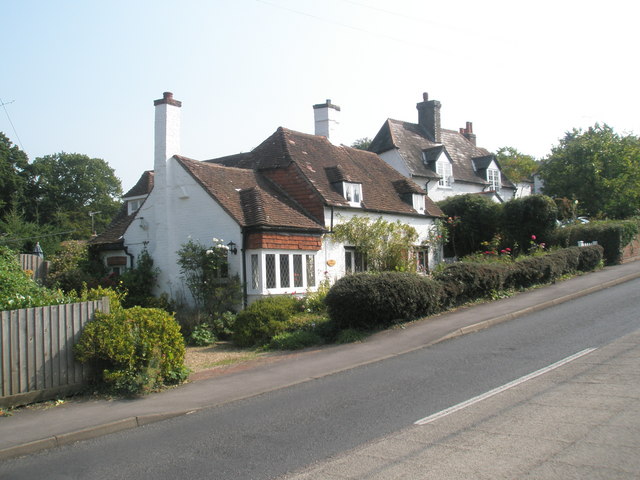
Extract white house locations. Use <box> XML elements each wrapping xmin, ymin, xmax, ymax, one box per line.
<box><xmin>369</xmin><ymin>93</ymin><xmax>518</xmax><ymax>203</ymax></box>
<box><xmin>91</xmin><ymin>93</ymin><xmax>444</xmax><ymax>306</ymax></box>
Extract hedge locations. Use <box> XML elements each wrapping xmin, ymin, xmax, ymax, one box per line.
<box><xmin>549</xmin><ymin>220</ymin><xmax>639</xmax><ymax>265</ymax></box>
<box><xmin>325</xmin><ymin>246</ymin><xmax>603</xmax><ymax>331</ymax></box>
<box><xmin>325</xmin><ymin>272</ymin><xmax>443</xmax><ymax>330</ymax></box>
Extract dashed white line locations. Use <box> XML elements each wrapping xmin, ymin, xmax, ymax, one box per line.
<box><xmin>414</xmin><ymin>347</ymin><xmax>597</xmax><ymax>426</ymax></box>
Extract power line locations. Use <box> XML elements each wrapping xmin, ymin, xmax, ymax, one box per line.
<box><xmin>254</xmin><ymin>0</ymin><xmax>443</xmax><ymax>53</ymax></box>
<box><xmin>0</xmin><ymin>97</ymin><xmax>25</xmax><ymax>151</ymax></box>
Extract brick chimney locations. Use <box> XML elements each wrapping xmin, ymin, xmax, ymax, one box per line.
<box><xmin>460</xmin><ymin>121</ymin><xmax>477</xmax><ymax>146</ymax></box>
<box><xmin>313</xmin><ymin>99</ymin><xmax>341</xmax><ymax>145</ymax></box>
<box><xmin>417</xmin><ymin>92</ymin><xmax>441</xmax><ymax>143</ymax></box>
<box><xmin>154</xmin><ymin>92</ymin><xmax>182</xmax><ymax>184</ymax></box>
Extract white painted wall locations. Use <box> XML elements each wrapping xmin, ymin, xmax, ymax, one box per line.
<box><xmin>320</xmin><ymin>207</ymin><xmax>440</xmax><ymax>283</ymax></box>
<box><xmin>378</xmin><ymin>149</ymin><xmax>412</xmax><ymax>179</ymax></box>
<box><xmin>123</xmin><ymin>158</ymin><xmax>242</xmax><ymax>304</ymax></box>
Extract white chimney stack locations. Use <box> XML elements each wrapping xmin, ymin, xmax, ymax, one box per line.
<box><xmin>313</xmin><ymin>99</ymin><xmax>341</xmax><ymax>145</ymax></box>
<box><xmin>154</xmin><ymin>91</ymin><xmax>182</xmax><ymax>183</ymax></box>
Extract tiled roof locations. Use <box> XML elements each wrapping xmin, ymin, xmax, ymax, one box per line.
<box><xmin>215</xmin><ymin>127</ymin><xmax>442</xmax><ymax>217</ymax></box>
<box><xmin>370</xmin><ymin>119</ymin><xmax>515</xmax><ymax>190</ymax></box>
<box><xmin>89</xmin><ymin>204</ymin><xmax>133</xmax><ymax>246</ymax></box>
<box><xmin>176</xmin><ymin>156</ymin><xmax>324</xmax><ymax>231</ymax></box>
<box><xmin>90</xmin><ymin>171</ymin><xmax>154</xmax><ymax>246</ymax></box>
<box><xmin>123</xmin><ymin>170</ymin><xmax>154</xmax><ymax>198</ymax></box>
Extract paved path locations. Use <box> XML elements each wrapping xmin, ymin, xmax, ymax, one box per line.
<box><xmin>2</xmin><ymin>260</ymin><xmax>640</xmax><ymax>463</ymax></box>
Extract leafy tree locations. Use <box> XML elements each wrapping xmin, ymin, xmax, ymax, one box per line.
<box><xmin>24</xmin><ymin>152</ymin><xmax>123</xmax><ymax>236</ymax></box>
<box><xmin>0</xmin><ymin>132</ymin><xmax>29</xmax><ymax>217</ymax></box>
<box><xmin>539</xmin><ymin>124</ymin><xmax>640</xmax><ymax>219</ymax></box>
<box><xmin>332</xmin><ymin>216</ymin><xmax>419</xmax><ymax>272</ymax></box>
<box><xmin>351</xmin><ymin>137</ymin><xmax>372</xmax><ymax>150</ymax></box>
<box><xmin>0</xmin><ymin>208</ymin><xmax>61</xmax><ymax>255</ymax></box>
<box><xmin>495</xmin><ymin>146</ymin><xmax>539</xmax><ymax>184</ymax></box>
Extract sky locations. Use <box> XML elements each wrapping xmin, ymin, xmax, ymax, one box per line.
<box><xmin>3</xmin><ymin>0</ymin><xmax>639</xmax><ymax>192</ymax></box>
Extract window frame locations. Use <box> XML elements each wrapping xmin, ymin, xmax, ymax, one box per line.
<box><xmin>344</xmin><ymin>247</ymin><xmax>368</xmax><ymax>274</ymax></box>
<box><xmin>249</xmin><ymin>251</ymin><xmax>318</xmax><ymax>294</ymax></box>
<box><xmin>487</xmin><ymin>168</ymin><xmax>501</xmax><ymax>192</ymax></box>
<box><xmin>436</xmin><ymin>159</ymin><xmax>453</xmax><ymax>188</ymax></box>
<box><xmin>343</xmin><ymin>182</ymin><xmax>363</xmax><ymax>207</ymax></box>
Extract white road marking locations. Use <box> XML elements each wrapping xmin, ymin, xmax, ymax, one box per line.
<box><xmin>414</xmin><ymin>347</ymin><xmax>597</xmax><ymax>426</ymax></box>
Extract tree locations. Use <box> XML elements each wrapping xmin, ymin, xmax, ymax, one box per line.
<box><xmin>351</xmin><ymin>137</ymin><xmax>372</xmax><ymax>150</ymax></box>
<box><xmin>495</xmin><ymin>146</ymin><xmax>539</xmax><ymax>184</ymax></box>
<box><xmin>539</xmin><ymin>124</ymin><xmax>640</xmax><ymax>219</ymax></box>
<box><xmin>0</xmin><ymin>132</ymin><xmax>29</xmax><ymax>217</ymax></box>
<box><xmin>24</xmin><ymin>152</ymin><xmax>123</xmax><ymax>236</ymax></box>
<box><xmin>331</xmin><ymin>216</ymin><xmax>419</xmax><ymax>272</ymax></box>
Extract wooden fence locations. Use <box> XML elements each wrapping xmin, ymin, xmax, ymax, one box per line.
<box><xmin>0</xmin><ymin>298</ymin><xmax>109</xmax><ymax>408</ymax></box>
<box><xmin>19</xmin><ymin>254</ymin><xmax>49</xmax><ymax>284</ymax></box>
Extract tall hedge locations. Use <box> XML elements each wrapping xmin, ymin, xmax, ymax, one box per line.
<box><xmin>501</xmin><ymin>195</ymin><xmax>558</xmax><ymax>253</ymax></box>
<box><xmin>437</xmin><ymin>194</ymin><xmax>502</xmax><ymax>257</ymax></box>
<box><xmin>550</xmin><ymin>220</ymin><xmax>639</xmax><ymax>265</ymax></box>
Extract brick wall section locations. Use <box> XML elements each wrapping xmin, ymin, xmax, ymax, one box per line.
<box><xmin>262</xmin><ymin>164</ymin><xmax>326</xmax><ymax>224</ymax></box>
<box><xmin>247</xmin><ymin>232</ymin><xmax>322</xmax><ymax>251</ymax></box>
<box><xmin>622</xmin><ymin>235</ymin><xmax>640</xmax><ymax>263</ymax></box>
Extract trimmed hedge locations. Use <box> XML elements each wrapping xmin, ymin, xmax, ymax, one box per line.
<box><xmin>549</xmin><ymin>220</ymin><xmax>639</xmax><ymax>265</ymax></box>
<box><xmin>325</xmin><ymin>272</ymin><xmax>442</xmax><ymax>330</ymax></box>
<box><xmin>325</xmin><ymin>246</ymin><xmax>604</xmax><ymax>331</ymax></box>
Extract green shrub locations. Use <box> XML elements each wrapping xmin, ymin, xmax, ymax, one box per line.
<box><xmin>550</xmin><ymin>220</ymin><xmax>638</xmax><ymax>265</ymax></box>
<box><xmin>434</xmin><ymin>262</ymin><xmax>507</xmax><ymax>306</ymax></box>
<box><xmin>189</xmin><ymin>323</ymin><xmax>217</xmax><ymax>346</ymax></box>
<box><xmin>577</xmin><ymin>245</ymin><xmax>604</xmax><ymax>271</ymax></box>
<box><xmin>74</xmin><ymin>306</ymin><xmax>187</xmax><ymax>395</ymax></box>
<box><xmin>501</xmin><ymin>195</ymin><xmax>558</xmax><ymax>254</ymax></box>
<box><xmin>335</xmin><ymin>328</ymin><xmax>368</xmax><ymax>344</ymax></box>
<box><xmin>268</xmin><ymin>330</ymin><xmax>324</xmax><ymax>350</ymax></box>
<box><xmin>437</xmin><ymin>194</ymin><xmax>502</xmax><ymax>257</ymax></box>
<box><xmin>325</xmin><ymin>272</ymin><xmax>442</xmax><ymax>330</ymax></box>
<box><xmin>233</xmin><ymin>295</ymin><xmax>302</xmax><ymax>347</ymax></box>
<box><xmin>0</xmin><ymin>246</ymin><xmax>71</xmax><ymax>310</ymax></box>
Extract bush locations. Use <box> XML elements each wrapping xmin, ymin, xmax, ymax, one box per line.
<box><xmin>550</xmin><ymin>220</ymin><xmax>638</xmax><ymax>265</ymax></box>
<box><xmin>501</xmin><ymin>195</ymin><xmax>558</xmax><ymax>254</ymax></box>
<box><xmin>232</xmin><ymin>295</ymin><xmax>302</xmax><ymax>347</ymax></box>
<box><xmin>74</xmin><ymin>306</ymin><xmax>187</xmax><ymax>395</ymax></box>
<box><xmin>189</xmin><ymin>323</ymin><xmax>217</xmax><ymax>346</ymax></box>
<box><xmin>268</xmin><ymin>330</ymin><xmax>324</xmax><ymax>350</ymax></box>
<box><xmin>434</xmin><ymin>262</ymin><xmax>507</xmax><ymax>306</ymax></box>
<box><xmin>0</xmin><ymin>246</ymin><xmax>71</xmax><ymax>310</ymax></box>
<box><xmin>437</xmin><ymin>194</ymin><xmax>502</xmax><ymax>257</ymax></box>
<box><xmin>325</xmin><ymin>272</ymin><xmax>442</xmax><ymax>330</ymax></box>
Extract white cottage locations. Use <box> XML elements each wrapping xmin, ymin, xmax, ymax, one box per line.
<box><xmin>369</xmin><ymin>93</ymin><xmax>517</xmax><ymax>203</ymax></box>
<box><xmin>91</xmin><ymin>93</ymin><xmax>444</xmax><ymax>306</ymax></box>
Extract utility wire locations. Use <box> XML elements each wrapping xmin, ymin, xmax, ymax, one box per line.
<box><xmin>254</xmin><ymin>0</ymin><xmax>443</xmax><ymax>52</ymax></box>
<box><xmin>0</xmin><ymin>97</ymin><xmax>25</xmax><ymax>151</ymax></box>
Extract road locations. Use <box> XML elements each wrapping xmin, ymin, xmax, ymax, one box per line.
<box><xmin>2</xmin><ymin>278</ymin><xmax>640</xmax><ymax>479</ymax></box>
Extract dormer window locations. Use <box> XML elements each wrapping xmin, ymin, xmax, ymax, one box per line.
<box><xmin>412</xmin><ymin>194</ymin><xmax>426</xmax><ymax>213</ymax></box>
<box><xmin>343</xmin><ymin>182</ymin><xmax>362</xmax><ymax>207</ymax></box>
<box><xmin>436</xmin><ymin>159</ymin><xmax>453</xmax><ymax>188</ymax></box>
<box><xmin>127</xmin><ymin>198</ymin><xmax>144</xmax><ymax>215</ymax></box>
<box><xmin>487</xmin><ymin>168</ymin><xmax>501</xmax><ymax>192</ymax></box>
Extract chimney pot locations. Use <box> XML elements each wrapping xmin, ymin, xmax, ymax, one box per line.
<box><xmin>423</xmin><ymin>92</ymin><xmax>429</xmax><ymax>102</ymax></box>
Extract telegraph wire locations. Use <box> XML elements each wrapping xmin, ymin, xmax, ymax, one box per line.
<box><xmin>0</xmin><ymin>97</ymin><xmax>25</xmax><ymax>151</ymax></box>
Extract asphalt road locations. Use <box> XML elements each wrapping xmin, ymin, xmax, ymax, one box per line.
<box><xmin>2</xmin><ymin>278</ymin><xmax>640</xmax><ymax>480</ymax></box>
